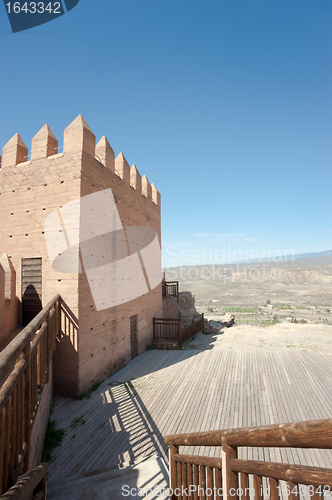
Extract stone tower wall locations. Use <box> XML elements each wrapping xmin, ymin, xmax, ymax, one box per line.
<box><xmin>0</xmin><ymin>115</ymin><xmax>162</xmax><ymax>397</ymax></box>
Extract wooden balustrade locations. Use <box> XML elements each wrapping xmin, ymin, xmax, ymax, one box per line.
<box><xmin>153</xmin><ymin>314</ymin><xmax>204</xmax><ymax>347</ymax></box>
<box><xmin>0</xmin><ymin>462</ymin><xmax>48</xmax><ymax>500</ymax></box>
<box><xmin>153</xmin><ymin>318</ymin><xmax>181</xmax><ymax>341</ymax></box>
<box><xmin>164</xmin><ymin>419</ymin><xmax>332</xmax><ymax>500</ymax></box>
<box><xmin>162</xmin><ymin>281</ymin><xmax>179</xmax><ymax>302</ymax></box>
<box><xmin>0</xmin><ymin>295</ymin><xmax>60</xmax><ymax>496</ymax></box>
<box><xmin>180</xmin><ymin>314</ymin><xmax>204</xmax><ymax>346</ymax></box>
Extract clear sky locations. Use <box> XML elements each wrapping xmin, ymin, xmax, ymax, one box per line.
<box><xmin>1</xmin><ymin>0</ymin><xmax>331</xmax><ymax>267</ymax></box>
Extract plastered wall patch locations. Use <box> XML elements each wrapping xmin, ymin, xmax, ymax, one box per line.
<box><xmin>44</xmin><ymin>188</ymin><xmax>162</xmax><ymax>311</ymax></box>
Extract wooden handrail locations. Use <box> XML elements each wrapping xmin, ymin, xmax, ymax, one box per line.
<box><xmin>164</xmin><ymin>418</ymin><xmax>332</xmax><ymax>448</ymax></box>
<box><xmin>0</xmin><ymin>294</ymin><xmax>60</xmax><ymax>385</ymax></box>
<box><xmin>230</xmin><ymin>459</ymin><xmax>332</xmax><ymax>488</ymax></box>
<box><xmin>173</xmin><ymin>454</ymin><xmax>223</xmax><ymax>469</ymax></box>
<box><xmin>153</xmin><ymin>314</ymin><xmax>204</xmax><ymax>347</ymax></box>
<box><xmin>0</xmin><ymin>295</ymin><xmax>60</xmax><ymax>495</ymax></box>
<box><xmin>164</xmin><ymin>419</ymin><xmax>332</xmax><ymax>500</ymax></box>
<box><xmin>0</xmin><ymin>463</ymin><xmax>48</xmax><ymax>499</ymax></box>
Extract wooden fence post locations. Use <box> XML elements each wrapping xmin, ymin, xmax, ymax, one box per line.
<box><xmin>169</xmin><ymin>445</ymin><xmax>178</xmax><ymax>499</ymax></box>
<box><xmin>222</xmin><ymin>439</ymin><xmax>239</xmax><ymax>500</ymax></box>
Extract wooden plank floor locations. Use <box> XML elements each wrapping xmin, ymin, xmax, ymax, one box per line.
<box><xmin>48</xmin><ymin>349</ymin><xmax>332</xmax><ymax>484</ymax></box>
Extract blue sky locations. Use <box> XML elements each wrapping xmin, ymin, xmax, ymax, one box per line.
<box><xmin>1</xmin><ymin>0</ymin><xmax>331</xmax><ymax>267</ymax></box>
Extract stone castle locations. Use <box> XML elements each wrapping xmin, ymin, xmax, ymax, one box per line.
<box><xmin>0</xmin><ymin>115</ymin><xmax>178</xmax><ymax>398</ymax></box>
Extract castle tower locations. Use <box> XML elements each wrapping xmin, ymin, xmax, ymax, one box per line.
<box><xmin>0</xmin><ymin>116</ymin><xmax>162</xmax><ymax>398</ymax></box>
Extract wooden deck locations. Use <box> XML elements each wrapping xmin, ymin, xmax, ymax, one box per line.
<box><xmin>48</xmin><ymin>349</ymin><xmax>332</xmax><ymax>485</ymax></box>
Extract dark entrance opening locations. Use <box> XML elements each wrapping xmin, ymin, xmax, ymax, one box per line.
<box><xmin>130</xmin><ymin>315</ymin><xmax>138</xmax><ymax>360</ymax></box>
<box><xmin>21</xmin><ymin>258</ymin><xmax>42</xmax><ymax>327</ymax></box>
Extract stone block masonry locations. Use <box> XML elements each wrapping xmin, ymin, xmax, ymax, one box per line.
<box><xmin>0</xmin><ymin>115</ymin><xmax>162</xmax><ymax>398</ymax></box>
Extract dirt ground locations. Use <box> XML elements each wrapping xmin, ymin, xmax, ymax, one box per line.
<box><xmin>184</xmin><ymin>321</ymin><xmax>332</xmax><ymax>354</ymax></box>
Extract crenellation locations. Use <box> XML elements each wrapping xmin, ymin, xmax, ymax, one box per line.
<box><xmin>95</xmin><ymin>136</ymin><xmax>115</xmax><ymax>172</ymax></box>
<box><xmin>115</xmin><ymin>152</ymin><xmax>130</xmax><ymax>184</ymax></box>
<box><xmin>142</xmin><ymin>174</ymin><xmax>152</xmax><ymax>200</ymax></box>
<box><xmin>2</xmin><ymin>133</ymin><xmax>28</xmax><ymax>168</ymax></box>
<box><xmin>31</xmin><ymin>124</ymin><xmax>58</xmax><ymax>161</ymax></box>
<box><xmin>151</xmin><ymin>183</ymin><xmax>161</xmax><ymax>206</ymax></box>
<box><xmin>63</xmin><ymin>115</ymin><xmax>95</xmax><ymax>158</ymax></box>
<box><xmin>130</xmin><ymin>164</ymin><xmax>142</xmax><ymax>192</ymax></box>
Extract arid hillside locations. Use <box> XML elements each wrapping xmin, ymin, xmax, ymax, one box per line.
<box><xmin>165</xmin><ymin>254</ymin><xmax>332</xmax><ymax>326</ymax></box>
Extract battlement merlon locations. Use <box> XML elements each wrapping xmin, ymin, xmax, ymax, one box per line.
<box><xmin>2</xmin><ymin>133</ymin><xmax>28</xmax><ymax>168</ymax></box>
<box><xmin>130</xmin><ymin>164</ymin><xmax>141</xmax><ymax>192</ymax></box>
<box><xmin>115</xmin><ymin>152</ymin><xmax>130</xmax><ymax>184</ymax></box>
<box><xmin>142</xmin><ymin>175</ymin><xmax>152</xmax><ymax>201</ymax></box>
<box><xmin>95</xmin><ymin>136</ymin><xmax>115</xmax><ymax>172</ymax></box>
<box><xmin>63</xmin><ymin>114</ymin><xmax>96</xmax><ymax>158</ymax></box>
<box><xmin>151</xmin><ymin>183</ymin><xmax>161</xmax><ymax>206</ymax></box>
<box><xmin>31</xmin><ymin>124</ymin><xmax>58</xmax><ymax>160</ymax></box>
<box><xmin>0</xmin><ymin>114</ymin><xmax>161</xmax><ymax>206</ymax></box>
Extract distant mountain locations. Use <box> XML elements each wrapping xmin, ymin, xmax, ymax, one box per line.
<box><xmin>164</xmin><ymin>250</ymin><xmax>332</xmax><ymax>287</ymax></box>
<box><xmin>235</xmin><ymin>249</ymin><xmax>332</xmax><ymax>265</ymax></box>
<box><xmin>163</xmin><ymin>250</ymin><xmax>332</xmax><ymax>270</ymax></box>
<box><xmin>291</xmin><ymin>250</ymin><xmax>332</xmax><ymax>260</ymax></box>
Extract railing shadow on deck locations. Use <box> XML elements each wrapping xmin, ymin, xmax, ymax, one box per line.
<box><xmin>47</xmin><ymin>378</ymin><xmax>170</xmax><ymax>486</ymax></box>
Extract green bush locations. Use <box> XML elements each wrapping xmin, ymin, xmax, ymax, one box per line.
<box><xmin>42</xmin><ymin>419</ymin><xmax>65</xmax><ymax>462</ymax></box>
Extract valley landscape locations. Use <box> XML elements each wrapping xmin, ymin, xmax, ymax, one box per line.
<box><xmin>164</xmin><ymin>252</ymin><xmax>332</xmax><ymax>327</ymax></box>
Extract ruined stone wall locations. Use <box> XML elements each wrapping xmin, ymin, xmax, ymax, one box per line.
<box><xmin>162</xmin><ymin>297</ymin><xmax>179</xmax><ymax>319</ymax></box>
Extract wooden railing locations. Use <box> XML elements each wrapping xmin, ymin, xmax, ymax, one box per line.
<box><xmin>154</xmin><ymin>318</ymin><xmax>181</xmax><ymax>342</ymax></box>
<box><xmin>0</xmin><ymin>463</ymin><xmax>48</xmax><ymax>499</ymax></box>
<box><xmin>0</xmin><ymin>295</ymin><xmax>60</xmax><ymax>496</ymax></box>
<box><xmin>153</xmin><ymin>314</ymin><xmax>204</xmax><ymax>347</ymax></box>
<box><xmin>180</xmin><ymin>314</ymin><xmax>204</xmax><ymax>346</ymax></box>
<box><xmin>162</xmin><ymin>281</ymin><xmax>179</xmax><ymax>302</ymax></box>
<box><xmin>164</xmin><ymin>419</ymin><xmax>332</xmax><ymax>500</ymax></box>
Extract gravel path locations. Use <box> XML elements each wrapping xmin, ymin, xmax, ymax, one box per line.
<box><xmin>184</xmin><ymin>322</ymin><xmax>332</xmax><ymax>354</ymax></box>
